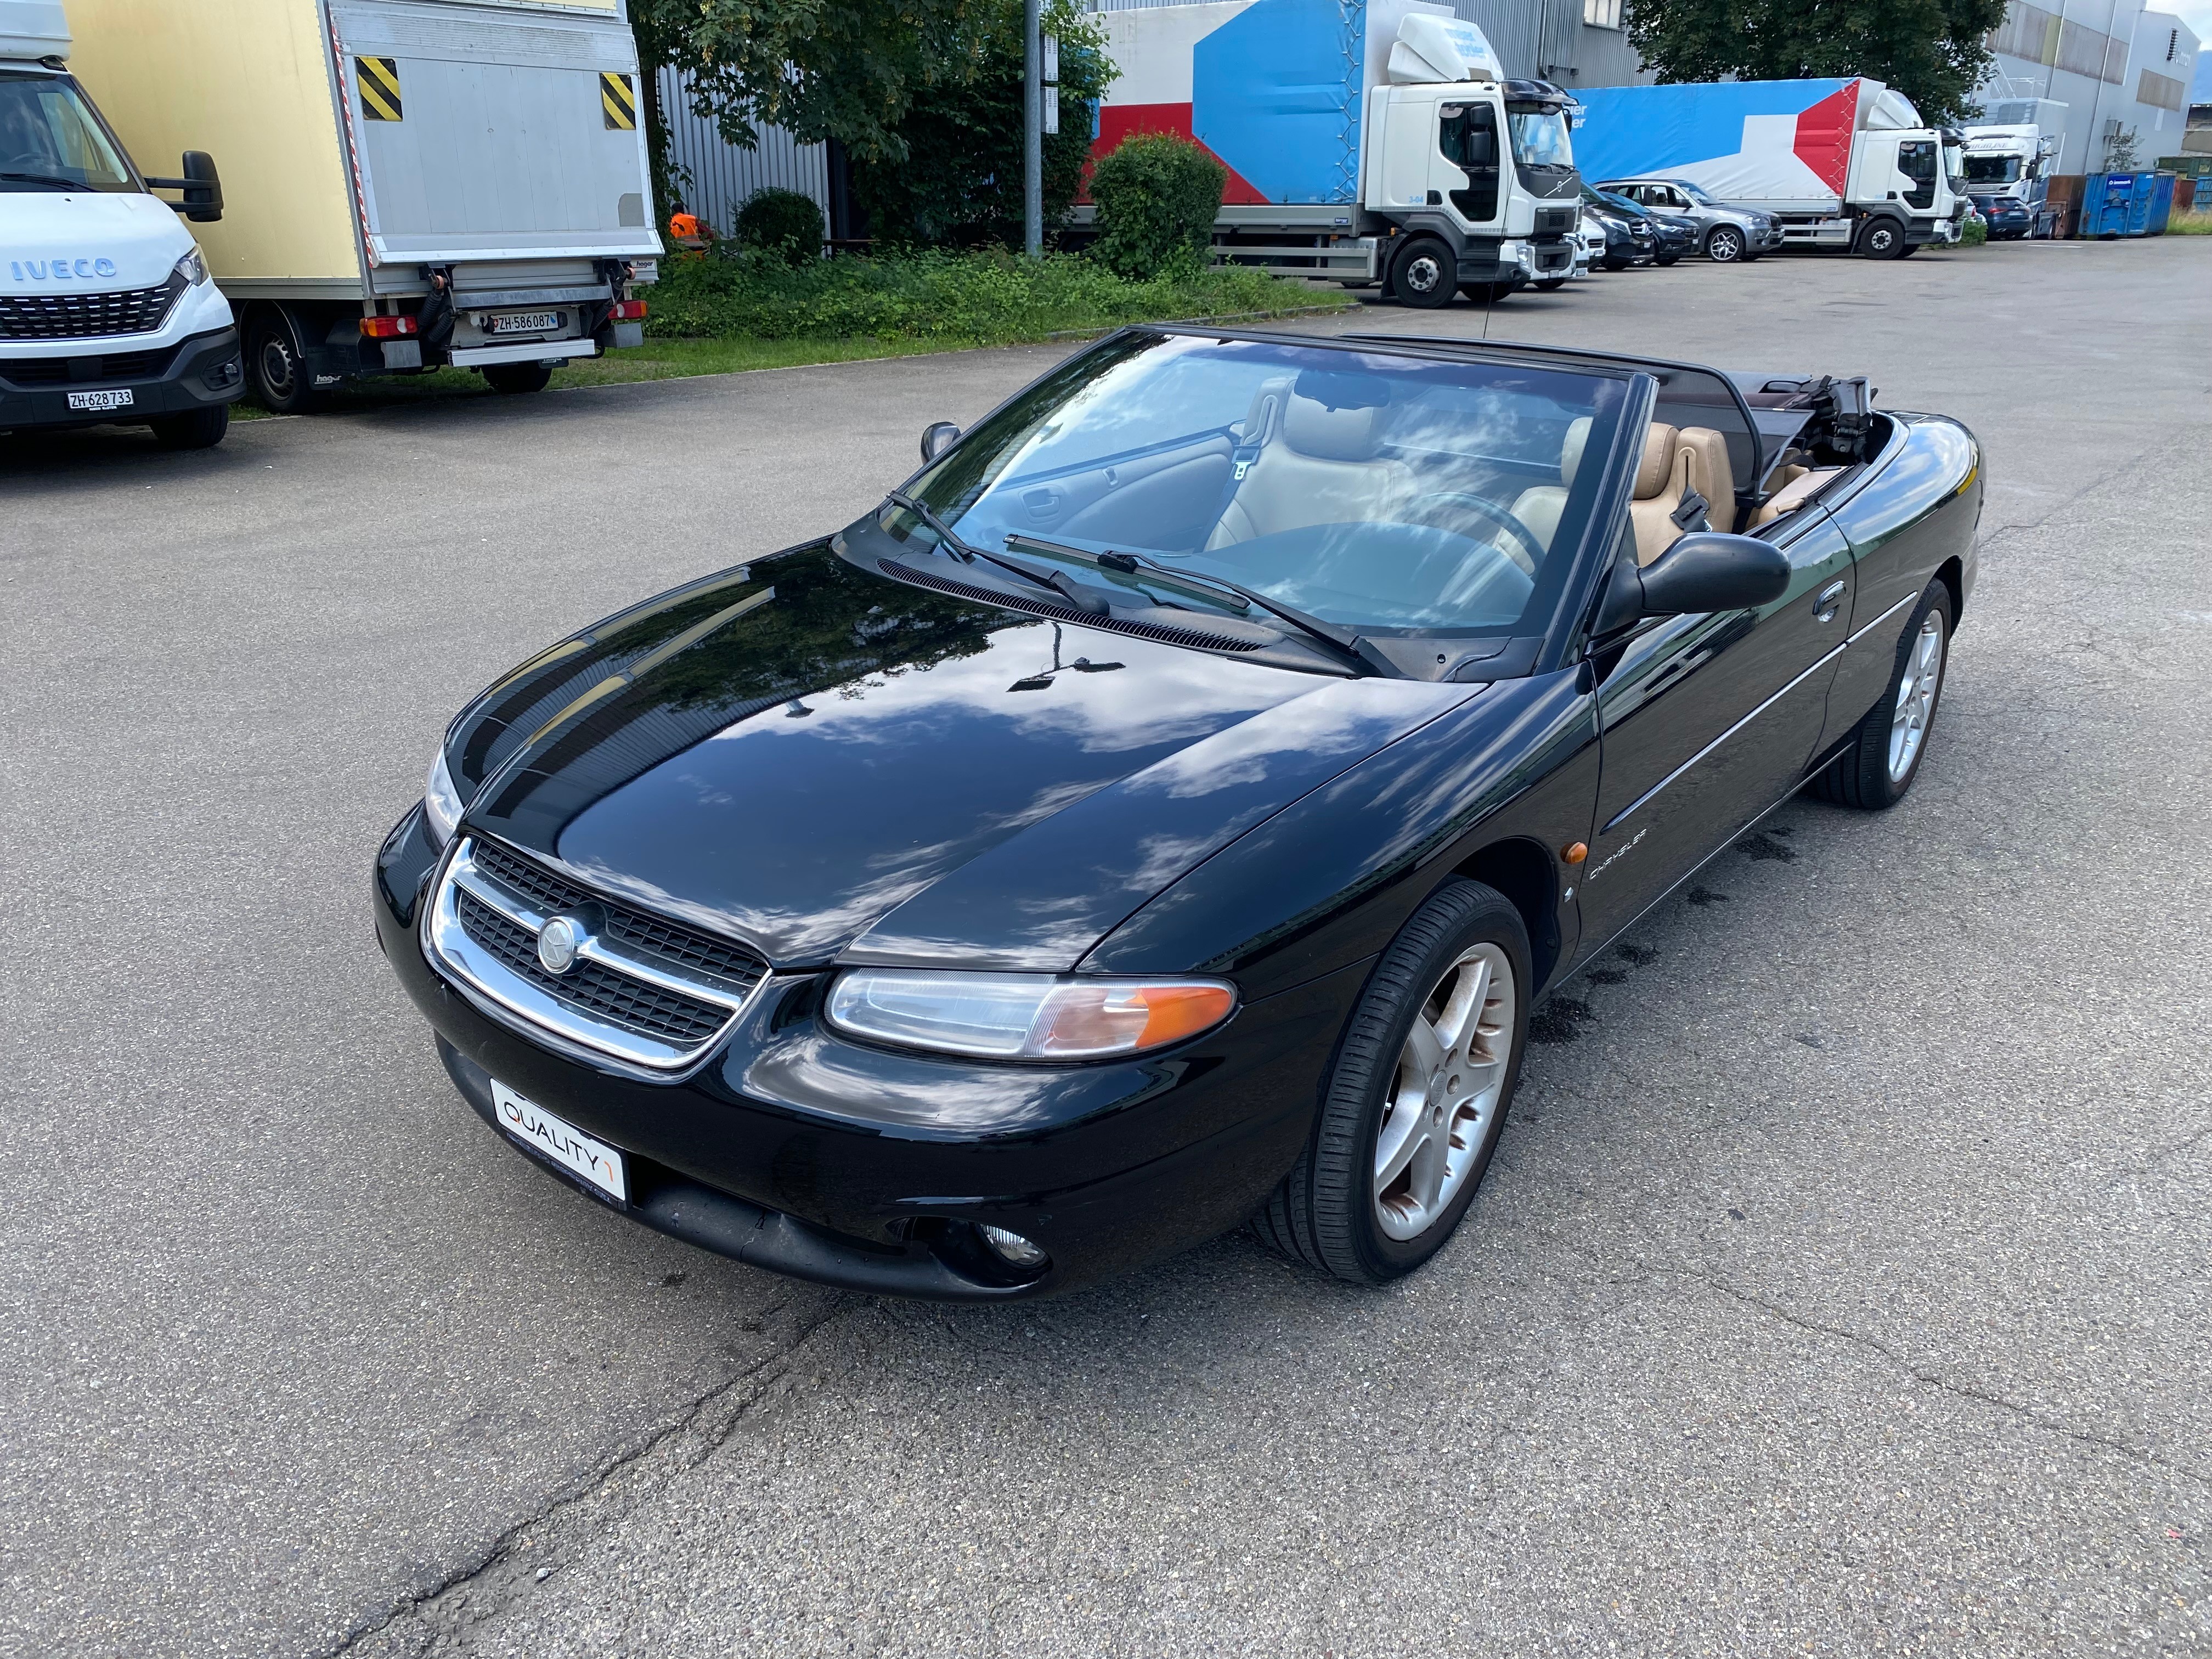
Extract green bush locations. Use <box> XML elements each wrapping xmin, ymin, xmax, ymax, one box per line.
<box><xmin>644</xmin><ymin>246</ymin><xmax>1327</xmax><ymax>346</ymax></box>
<box><xmin>733</xmin><ymin>188</ymin><xmax>826</xmax><ymax>263</ymax></box>
<box><xmin>1088</xmin><ymin>133</ymin><xmax>1227</xmax><ymax>280</ymax></box>
<box><xmin>1960</xmin><ymin>212</ymin><xmax>1988</xmax><ymax>246</ymax></box>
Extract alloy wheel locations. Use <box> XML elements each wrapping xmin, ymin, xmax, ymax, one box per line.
<box><xmin>1707</xmin><ymin>226</ymin><xmax>1743</xmax><ymax>262</ymax></box>
<box><xmin>1373</xmin><ymin>942</ymin><xmax>1515</xmax><ymax>1240</ymax></box>
<box><xmin>1888</xmin><ymin>611</ymin><xmax>1945</xmax><ymax>781</ymax></box>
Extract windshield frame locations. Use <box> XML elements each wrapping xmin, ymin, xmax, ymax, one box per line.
<box><xmin>870</xmin><ymin>327</ymin><xmax>1642</xmax><ymax>677</ymax></box>
<box><xmin>0</xmin><ymin>69</ymin><xmax>144</xmax><ymax>194</ymax></box>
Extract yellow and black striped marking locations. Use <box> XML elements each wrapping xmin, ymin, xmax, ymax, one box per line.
<box><xmin>356</xmin><ymin>56</ymin><xmax>402</xmax><ymax>121</ymax></box>
<box><xmin>600</xmin><ymin>71</ymin><xmax>636</xmax><ymax>131</ymax></box>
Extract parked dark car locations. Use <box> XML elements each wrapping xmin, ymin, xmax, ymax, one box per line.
<box><xmin>1599</xmin><ymin>178</ymin><xmax>1785</xmax><ymax>262</ymax></box>
<box><xmin>1578</xmin><ymin>190</ymin><xmax>1656</xmax><ymax>269</ymax></box>
<box><xmin>1592</xmin><ymin>187</ymin><xmax>1695</xmax><ymax>265</ymax></box>
<box><xmin>1970</xmin><ymin>193</ymin><xmax>2033</xmax><ymax>240</ymax></box>
<box><xmin>376</xmin><ymin>330</ymin><xmax>1980</xmax><ymax>1301</ymax></box>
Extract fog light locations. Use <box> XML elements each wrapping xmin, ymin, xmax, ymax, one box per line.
<box><xmin>977</xmin><ymin>1224</ymin><xmax>1048</xmax><ymax>1270</ymax></box>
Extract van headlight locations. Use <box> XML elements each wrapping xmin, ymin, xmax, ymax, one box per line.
<box><xmin>173</xmin><ymin>246</ymin><xmax>209</xmax><ymax>286</ymax></box>
<box><xmin>423</xmin><ymin>746</ymin><xmax>465</xmax><ymax>847</ymax></box>
<box><xmin>826</xmin><ymin>970</ymin><xmax>1236</xmax><ymax>1061</ymax></box>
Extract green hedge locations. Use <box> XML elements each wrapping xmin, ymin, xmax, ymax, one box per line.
<box><xmin>644</xmin><ymin>247</ymin><xmax>1327</xmax><ymax>345</ymax></box>
<box><xmin>1088</xmin><ymin>133</ymin><xmax>1228</xmax><ymax>280</ymax></box>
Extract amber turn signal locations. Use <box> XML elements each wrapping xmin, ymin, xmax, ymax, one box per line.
<box><xmin>1561</xmin><ymin>842</ymin><xmax>1588</xmax><ymax>865</ymax></box>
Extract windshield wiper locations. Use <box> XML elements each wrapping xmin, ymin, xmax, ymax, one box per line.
<box><xmin>881</xmin><ymin>492</ymin><xmax>1062</xmax><ymax>596</ymax></box>
<box><xmin>1</xmin><ymin>171</ymin><xmax>89</xmax><ymax>190</ymax></box>
<box><xmin>1003</xmin><ymin>533</ymin><xmax>1380</xmax><ymax>675</ymax></box>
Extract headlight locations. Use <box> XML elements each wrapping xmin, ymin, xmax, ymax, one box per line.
<box><xmin>826</xmin><ymin>970</ymin><xmax>1236</xmax><ymax>1061</ymax></box>
<box><xmin>173</xmin><ymin>246</ymin><xmax>208</xmax><ymax>286</ymax></box>
<box><xmin>423</xmin><ymin>746</ymin><xmax>464</xmax><ymax>847</ymax></box>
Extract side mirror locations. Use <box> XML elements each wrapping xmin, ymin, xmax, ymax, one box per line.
<box><xmin>1632</xmin><ymin>532</ymin><xmax>1792</xmax><ymax>618</ymax></box>
<box><xmin>919</xmin><ymin>420</ymin><xmax>961</xmax><ymax>463</ymax></box>
<box><xmin>145</xmin><ymin>150</ymin><xmax>223</xmax><ymax>223</ymax></box>
<box><xmin>1465</xmin><ymin>130</ymin><xmax>1496</xmax><ymax>167</ymax></box>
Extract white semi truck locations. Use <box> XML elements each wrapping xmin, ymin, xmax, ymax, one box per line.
<box><xmin>1089</xmin><ymin>3</ymin><xmax>1582</xmax><ymax>305</ymax></box>
<box><xmin>1</xmin><ymin>0</ymin><xmax>242</xmax><ymax>446</ymax></box>
<box><xmin>66</xmin><ymin>0</ymin><xmax>661</xmax><ymax>412</ymax></box>
<box><xmin>1961</xmin><ymin>117</ymin><xmax>2063</xmax><ymax>234</ymax></box>
<box><xmin>1573</xmin><ymin>77</ymin><xmax>1970</xmax><ymax>259</ymax></box>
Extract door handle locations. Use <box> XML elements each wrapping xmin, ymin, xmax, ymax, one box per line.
<box><xmin>1815</xmin><ymin>580</ymin><xmax>1847</xmax><ymax>623</ymax></box>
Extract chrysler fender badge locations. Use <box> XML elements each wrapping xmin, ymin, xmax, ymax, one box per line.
<box><xmin>537</xmin><ymin>915</ymin><xmax>585</xmax><ymax>974</ymax></box>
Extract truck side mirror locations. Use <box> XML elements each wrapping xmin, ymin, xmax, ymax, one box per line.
<box><xmin>1466</xmin><ymin>130</ymin><xmax>1496</xmax><ymax>167</ymax></box>
<box><xmin>145</xmin><ymin>150</ymin><xmax>224</xmax><ymax>223</ymax></box>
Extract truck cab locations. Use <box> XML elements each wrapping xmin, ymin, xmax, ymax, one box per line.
<box><xmin>0</xmin><ymin>0</ymin><xmax>240</xmax><ymax>446</ymax></box>
<box><xmin>1362</xmin><ymin>17</ymin><xmax>1579</xmax><ymax>304</ymax></box>
<box><xmin>1842</xmin><ymin>120</ymin><xmax>1967</xmax><ymax>253</ymax></box>
<box><xmin>1961</xmin><ymin>123</ymin><xmax>2058</xmax><ymax>231</ymax></box>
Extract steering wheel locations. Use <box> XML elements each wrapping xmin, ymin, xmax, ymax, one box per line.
<box><xmin>1404</xmin><ymin>491</ymin><xmax>1549</xmax><ymax>575</ymax></box>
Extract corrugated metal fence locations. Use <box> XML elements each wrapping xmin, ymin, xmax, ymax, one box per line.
<box><xmin>658</xmin><ymin>68</ymin><xmax>831</xmax><ymax>238</ymax></box>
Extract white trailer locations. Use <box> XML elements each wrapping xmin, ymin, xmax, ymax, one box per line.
<box><xmin>1088</xmin><ymin>3</ymin><xmax>1583</xmax><ymax>306</ymax></box>
<box><xmin>67</xmin><ymin>0</ymin><xmax>660</xmax><ymax>410</ymax></box>
<box><xmin>1573</xmin><ymin>77</ymin><xmax>1970</xmax><ymax>259</ymax></box>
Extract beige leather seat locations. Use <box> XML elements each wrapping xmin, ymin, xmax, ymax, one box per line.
<box><xmin>1628</xmin><ymin>422</ymin><xmax>1736</xmax><ymax>564</ymax></box>
<box><xmin>1488</xmin><ymin>415</ymin><xmax>1592</xmax><ymax>572</ymax></box>
<box><xmin>1207</xmin><ymin>390</ymin><xmax>1415</xmax><ymax>548</ymax></box>
<box><xmin>1750</xmin><ymin>463</ymin><xmax>1844</xmax><ymax>527</ymax></box>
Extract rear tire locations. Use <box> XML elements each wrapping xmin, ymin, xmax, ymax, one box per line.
<box><xmin>1391</xmin><ymin>237</ymin><xmax>1458</xmax><ymax>308</ymax></box>
<box><xmin>1253</xmin><ymin>879</ymin><xmax>1530</xmax><ymax>1286</ymax></box>
<box><xmin>483</xmin><ymin>362</ymin><xmax>554</xmax><ymax>395</ymax></box>
<box><xmin>246</xmin><ymin>308</ymin><xmax>323</xmax><ymax>414</ymax></box>
<box><xmin>1705</xmin><ymin>224</ymin><xmax>1746</xmax><ymax>263</ymax></box>
<box><xmin>147</xmin><ymin>405</ymin><xmax>230</xmax><ymax>450</ymax></box>
<box><xmin>1812</xmin><ymin>581</ymin><xmax>1953</xmax><ymax>809</ymax></box>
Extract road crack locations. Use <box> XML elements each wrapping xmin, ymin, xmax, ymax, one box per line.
<box><xmin>322</xmin><ymin>1293</ymin><xmax>855</xmax><ymax>1658</ymax></box>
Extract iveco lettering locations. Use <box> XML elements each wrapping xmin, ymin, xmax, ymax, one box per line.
<box><xmin>375</xmin><ymin>329</ymin><xmax>1980</xmax><ymax>1300</ymax></box>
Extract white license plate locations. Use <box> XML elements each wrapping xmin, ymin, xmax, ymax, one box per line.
<box><xmin>492</xmin><ymin>1080</ymin><xmax>627</xmax><ymax>1201</ymax></box>
<box><xmin>66</xmin><ymin>388</ymin><xmax>134</xmax><ymax>411</ymax></box>
<box><xmin>488</xmin><ymin>311</ymin><xmax>561</xmax><ymax>335</ymax></box>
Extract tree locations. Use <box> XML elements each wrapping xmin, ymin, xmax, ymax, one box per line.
<box><xmin>1621</xmin><ymin>0</ymin><xmax>2011</xmax><ymax>126</ymax></box>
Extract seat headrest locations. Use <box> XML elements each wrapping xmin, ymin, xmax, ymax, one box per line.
<box><xmin>1634</xmin><ymin>423</ymin><xmax>1679</xmax><ymax>499</ymax></box>
<box><xmin>1280</xmin><ymin>394</ymin><xmax>1389</xmax><ymax>462</ymax></box>
<box><xmin>1559</xmin><ymin>415</ymin><xmax>1592</xmax><ymax>489</ymax></box>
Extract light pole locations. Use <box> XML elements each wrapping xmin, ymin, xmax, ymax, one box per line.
<box><xmin>1024</xmin><ymin>0</ymin><xmax>1043</xmax><ymax>256</ymax></box>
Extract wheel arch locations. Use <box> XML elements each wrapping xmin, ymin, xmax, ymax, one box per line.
<box><xmin>1935</xmin><ymin>555</ymin><xmax>1966</xmax><ymax>626</ymax></box>
<box><xmin>1445</xmin><ymin>836</ymin><xmax>1561</xmax><ymax>990</ymax></box>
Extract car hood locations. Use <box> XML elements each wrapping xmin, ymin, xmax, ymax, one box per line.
<box><xmin>0</xmin><ymin>190</ymin><xmax>193</xmax><ymax>293</ymax></box>
<box><xmin>450</xmin><ymin>541</ymin><xmax>1474</xmax><ymax>970</ymax></box>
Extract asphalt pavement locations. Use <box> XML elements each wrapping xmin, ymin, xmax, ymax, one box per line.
<box><xmin>3</xmin><ymin>238</ymin><xmax>2208</xmax><ymax>1659</ymax></box>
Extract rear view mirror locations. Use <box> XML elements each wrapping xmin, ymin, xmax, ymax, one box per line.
<box><xmin>145</xmin><ymin>150</ymin><xmax>223</xmax><ymax>223</ymax></box>
<box><xmin>920</xmin><ymin>421</ymin><xmax>961</xmax><ymax>462</ymax></box>
<box><xmin>1634</xmin><ymin>533</ymin><xmax>1791</xmax><ymax>617</ymax></box>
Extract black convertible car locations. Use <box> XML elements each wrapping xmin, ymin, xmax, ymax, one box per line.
<box><xmin>375</xmin><ymin>330</ymin><xmax>1979</xmax><ymax>1299</ymax></box>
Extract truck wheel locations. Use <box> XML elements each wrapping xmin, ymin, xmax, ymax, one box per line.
<box><xmin>1705</xmin><ymin>224</ymin><xmax>1746</xmax><ymax>263</ymax></box>
<box><xmin>1391</xmin><ymin>238</ymin><xmax>1458</xmax><ymax>309</ymax></box>
<box><xmin>1857</xmin><ymin>219</ymin><xmax>1907</xmax><ymax>259</ymax></box>
<box><xmin>246</xmin><ymin>308</ymin><xmax>323</xmax><ymax>415</ymax></box>
<box><xmin>483</xmin><ymin>362</ymin><xmax>554</xmax><ymax>395</ymax></box>
<box><xmin>147</xmin><ymin>405</ymin><xmax>230</xmax><ymax>450</ymax></box>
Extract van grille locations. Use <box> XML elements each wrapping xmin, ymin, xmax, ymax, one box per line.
<box><xmin>0</xmin><ymin>346</ymin><xmax>177</xmax><ymax>386</ymax></box>
<box><xmin>0</xmin><ymin>277</ymin><xmax>185</xmax><ymax>340</ymax></box>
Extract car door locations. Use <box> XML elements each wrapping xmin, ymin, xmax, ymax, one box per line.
<box><xmin>1576</xmin><ymin>507</ymin><xmax>1855</xmax><ymax>946</ymax></box>
<box><xmin>1434</xmin><ymin>101</ymin><xmax>1503</xmax><ymax>230</ymax></box>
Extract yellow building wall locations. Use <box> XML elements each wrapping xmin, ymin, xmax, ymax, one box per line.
<box><xmin>68</xmin><ymin>0</ymin><xmax>364</xmax><ymax>287</ymax></box>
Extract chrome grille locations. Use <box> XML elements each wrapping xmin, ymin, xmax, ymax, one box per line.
<box><xmin>425</xmin><ymin>837</ymin><xmax>769</xmax><ymax>1070</ymax></box>
<box><xmin>0</xmin><ymin>279</ymin><xmax>185</xmax><ymax>340</ymax></box>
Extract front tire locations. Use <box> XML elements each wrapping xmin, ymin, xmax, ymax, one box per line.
<box><xmin>147</xmin><ymin>405</ymin><xmax>230</xmax><ymax>450</ymax></box>
<box><xmin>1391</xmin><ymin>237</ymin><xmax>1458</xmax><ymax>309</ymax></box>
<box><xmin>1705</xmin><ymin>224</ymin><xmax>1746</xmax><ymax>263</ymax></box>
<box><xmin>1813</xmin><ymin>581</ymin><xmax>1953</xmax><ymax>809</ymax></box>
<box><xmin>1254</xmin><ymin>879</ymin><xmax>1530</xmax><ymax>1285</ymax></box>
<box><xmin>1858</xmin><ymin>218</ymin><xmax>1908</xmax><ymax>259</ymax></box>
<box><xmin>1655</xmin><ymin>252</ymin><xmax>1681</xmax><ymax>267</ymax></box>
<box><xmin>483</xmin><ymin>361</ymin><xmax>554</xmax><ymax>395</ymax></box>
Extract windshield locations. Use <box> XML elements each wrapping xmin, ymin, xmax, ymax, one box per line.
<box><xmin>1674</xmin><ymin>180</ymin><xmax>1719</xmax><ymax>205</ymax></box>
<box><xmin>893</xmin><ymin>334</ymin><xmax>1628</xmax><ymax>639</ymax></box>
<box><xmin>1507</xmin><ymin>105</ymin><xmax>1572</xmax><ymax>170</ymax></box>
<box><xmin>1965</xmin><ymin>154</ymin><xmax>2022</xmax><ymax>184</ymax></box>
<box><xmin>0</xmin><ymin>73</ymin><xmax>136</xmax><ymax>192</ymax></box>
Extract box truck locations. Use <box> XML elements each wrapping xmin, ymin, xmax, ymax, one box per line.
<box><xmin>65</xmin><ymin>0</ymin><xmax>659</xmax><ymax>411</ymax></box>
<box><xmin>1089</xmin><ymin>0</ymin><xmax>1583</xmax><ymax>304</ymax></box>
<box><xmin>1</xmin><ymin>0</ymin><xmax>242</xmax><ymax>446</ymax></box>
<box><xmin>1572</xmin><ymin>77</ymin><xmax>1968</xmax><ymax>258</ymax></box>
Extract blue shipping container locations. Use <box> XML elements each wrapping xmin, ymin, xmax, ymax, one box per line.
<box><xmin>2080</xmin><ymin>172</ymin><xmax>2135</xmax><ymax>237</ymax></box>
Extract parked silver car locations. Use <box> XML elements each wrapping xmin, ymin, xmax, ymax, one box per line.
<box><xmin>1595</xmin><ymin>178</ymin><xmax>1785</xmax><ymax>263</ymax></box>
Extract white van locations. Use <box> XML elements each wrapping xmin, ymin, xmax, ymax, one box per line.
<box><xmin>1</xmin><ymin>0</ymin><xmax>241</xmax><ymax>447</ymax></box>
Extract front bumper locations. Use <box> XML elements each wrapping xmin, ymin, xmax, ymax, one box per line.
<box><xmin>0</xmin><ymin>326</ymin><xmax>242</xmax><ymax>431</ymax></box>
<box><xmin>374</xmin><ymin>809</ymin><xmax>1351</xmax><ymax>1300</ymax></box>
